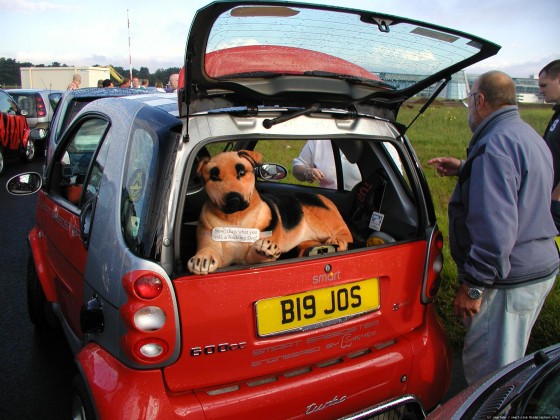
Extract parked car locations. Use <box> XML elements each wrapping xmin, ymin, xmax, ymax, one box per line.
<box><xmin>7</xmin><ymin>88</ymin><xmax>63</xmax><ymax>133</ymax></box>
<box><xmin>43</xmin><ymin>87</ymin><xmax>162</xmax><ymax>164</ymax></box>
<box><xmin>428</xmin><ymin>343</ymin><xmax>560</xmax><ymax>419</ymax></box>
<box><xmin>7</xmin><ymin>1</ymin><xmax>500</xmax><ymax>418</ymax></box>
<box><xmin>0</xmin><ymin>88</ymin><xmax>33</xmax><ymax>175</ymax></box>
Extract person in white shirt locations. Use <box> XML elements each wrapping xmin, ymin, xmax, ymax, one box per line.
<box><xmin>292</xmin><ymin>140</ymin><xmax>361</xmax><ymax>190</ymax></box>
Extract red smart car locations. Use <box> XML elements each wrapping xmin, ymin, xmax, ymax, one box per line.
<box><xmin>7</xmin><ymin>1</ymin><xmax>500</xmax><ymax>418</ymax></box>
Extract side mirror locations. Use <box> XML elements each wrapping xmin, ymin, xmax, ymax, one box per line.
<box><xmin>6</xmin><ymin>172</ymin><xmax>42</xmax><ymax>195</ymax></box>
<box><xmin>258</xmin><ymin>163</ymin><xmax>287</xmax><ymax>181</ymax></box>
<box><xmin>30</xmin><ymin>128</ymin><xmax>47</xmax><ymax>140</ymax></box>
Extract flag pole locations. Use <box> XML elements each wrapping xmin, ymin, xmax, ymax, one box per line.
<box><xmin>128</xmin><ymin>9</ymin><xmax>132</xmax><ymax>82</ymax></box>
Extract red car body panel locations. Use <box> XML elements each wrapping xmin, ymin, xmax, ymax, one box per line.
<box><xmin>77</xmin><ymin>343</ymin><xmax>206</xmax><ymax>420</ymax></box>
<box><xmin>33</xmin><ymin>190</ymin><xmax>87</xmax><ymax>338</ymax></box>
<box><xmin>80</xmin><ymin>306</ymin><xmax>449</xmax><ymax>419</ymax></box>
<box><xmin>165</xmin><ymin>242</ymin><xmax>426</xmax><ymax>390</ymax></box>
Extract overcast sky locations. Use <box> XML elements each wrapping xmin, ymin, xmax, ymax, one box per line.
<box><xmin>1</xmin><ymin>0</ymin><xmax>557</xmax><ymax>78</ymax></box>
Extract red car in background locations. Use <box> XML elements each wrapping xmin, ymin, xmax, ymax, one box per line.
<box><xmin>0</xmin><ymin>88</ymin><xmax>34</xmax><ymax>175</ymax></box>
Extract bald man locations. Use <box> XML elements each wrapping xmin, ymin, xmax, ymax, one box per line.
<box><xmin>428</xmin><ymin>71</ymin><xmax>558</xmax><ymax>385</ymax></box>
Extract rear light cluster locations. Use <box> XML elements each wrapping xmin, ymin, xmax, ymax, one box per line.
<box><xmin>421</xmin><ymin>229</ymin><xmax>444</xmax><ymax>304</ymax></box>
<box><xmin>35</xmin><ymin>94</ymin><xmax>46</xmax><ymax>117</ymax></box>
<box><xmin>120</xmin><ymin>270</ymin><xmax>177</xmax><ymax>365</ymax></box>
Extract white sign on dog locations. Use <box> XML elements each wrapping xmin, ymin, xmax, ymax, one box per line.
<box><xmin>212</xmin><ymin>227</ymin><xmax>261</xmax><ymax>242</ymax></box>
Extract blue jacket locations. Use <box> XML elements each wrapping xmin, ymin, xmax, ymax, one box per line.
<box><xmin>449</xmin><ymin>106</ymin><xmax>559</xmax><ymax>288</ymax></box>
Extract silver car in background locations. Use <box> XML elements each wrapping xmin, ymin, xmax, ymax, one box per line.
<box><xmin>7</xmin><ymin>88</ymin><xmax>63</xmax><ymax>132</ymax></box>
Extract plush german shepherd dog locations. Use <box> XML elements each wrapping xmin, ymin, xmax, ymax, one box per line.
<box><xmin>187</xmin><ymin>150</ymin><xmax>353</xmax><ymax>275</ymax></box>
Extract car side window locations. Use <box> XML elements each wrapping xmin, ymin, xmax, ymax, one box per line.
<box><xmin>48</xmin><ymin>93</ymin><xmax>62</xmax><ymax>111</ymax></box>
<box><xmin>122</xmin><ymin>128</ymin><xmax>158</xmax><ymax>250</ymax></box>
<box><xmin>55</xmin><ymin>118</ymin><xmax>110</xmax><ymax>206</ymax></box>
<box><xmin>83</xmin><ymin>130</ymin><xmax>112</xmax><ymax>203</ymax></box>
<box><xmin>0</xmin><ymin>91</ymin><xmax>17</xmax><ymax>114</ymax></box>
<box><xmin>253</xmin><ymin>139</ymin><xmax>364</xmax><ymax>191</ymax></box>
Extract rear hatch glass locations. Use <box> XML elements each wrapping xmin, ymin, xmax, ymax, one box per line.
<box><xmin>185</xmin><ymin>1</ymin><xmax>500</xmax><ymax>106</ymax></box>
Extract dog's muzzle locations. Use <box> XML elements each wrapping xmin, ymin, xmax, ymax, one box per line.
<box><xmin>222</xmin><ymin>192</ymin><xmax>250</xmax><ymax>214</ymax></box>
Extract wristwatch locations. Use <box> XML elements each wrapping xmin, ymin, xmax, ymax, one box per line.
<box><xmin>467</xmin><ymin>287</ymin><xmax>483</xmax><ymax>300</ymax></box>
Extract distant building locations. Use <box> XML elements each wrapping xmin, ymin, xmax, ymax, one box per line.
<box><xmin>466</xmin><ymin>73</ymin><xmax>543</xmax><ymax>104</ymax></box>
<box><xmin>513</xmin><ymin>75</ymin><xmax>542</xmax><ymax>103</ymax></box>
<box><xmin>380</xmin><ymin>71</ymin><xmax>544</xmax><ymax>104</ymax></box>
<box><xmin>381</xmin><ymin>70</ymin><xmax>470</xmax><ymax>101</ymax></box>
<box><xmin>19</xmin><ymin>66</ymin><xmax>110</xmax><ymax>90</ymax></box>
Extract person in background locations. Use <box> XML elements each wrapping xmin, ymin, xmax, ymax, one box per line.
<box><xmin>155</xmin><ymin>81</ymin><xmax>166</xmax><ymax>92</ymax></box>
<box><xmin>538</xmin><ymin>59</ymin><xmax>560</xmax><ymax>232</ymax></box>
<box><xmin>141</xmin><ymin>79</ymin><xmax>149</xmax><ymax>89</ymax></box>
<box><xmin>120</xmin><ymin>78</ymin><xmax>131</xmax><ymax>88</ymax></box>
<box><xmin>102</xmin><ymin>79</ymin><xmax>114</xmax><ymax>88</ymax></box>
<box><xmin>292</xmin><ymin>140</ymin><xmax>361</xmax><ymax>190</ymax></box>
<box><xmin>168</xmin><ymin>73</ymin><xmax>179</xmax><ymax>92</ymax></box>
<box><xmin>67</xmin><ymin>74</ymin><xmax>81</xmax><ymax>90</ymax></box>
<box><xmin>131</xmin><ymin>76</ymin><xmax>141</xmax><ymax>89</ymax></box>
<box><xmin>427</xmin><ymin>71</ymin><xmax>558</xmax><ymax>385</ymax></box>
<box><xmin>97</xmin><ymin>79</ymin><xmax>104</xmax><ymax>88</ymax></box>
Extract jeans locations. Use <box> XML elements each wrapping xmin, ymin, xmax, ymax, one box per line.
<box><xmin>462</xmin><ymin>273</ymin><xmax>557</xmax><ymax>385</ymax></box>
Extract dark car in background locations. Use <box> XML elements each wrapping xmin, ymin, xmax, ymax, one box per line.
<box><xmin>0</xmin><ymin>88</ymin><xmax>32</xmax><ymax>175</ymax></box>
<box><xmin>7</xmin><ymin>89</ymin><xmax>63</xmax><ymax>132</ymax></box>
<box><xmin>429</xmin><ymin>343</ymin><xmax>560</xmax><ymax>420</ymax></box>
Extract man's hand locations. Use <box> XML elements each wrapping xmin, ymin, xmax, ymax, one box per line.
<box><xmin>427</xmin><ymin>157</ymin><xmax>462</xmax><ymax>177</ymax></box>
<box><xmin>305</xmin><ymin>167</ymin><xmax>324</xmax><ymax>183</ymax></box>
<box><xmin>453</xmin><ymin>283</ymin><xmax>482</xmax><ymax>318</ymax></box>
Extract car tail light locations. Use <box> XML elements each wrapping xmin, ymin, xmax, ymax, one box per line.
<box><xmin>120</xmin><ymin>270</ymin><xmax>178</xmax><ymax>365</ymax></box>
<box><xmin>421</xmin><ymin>228</ymin><xmax>444</xmax><ymax>304</ymax></box>
<box><xmin>35</xmin><ymin>95</ymin><xmax>46</xmax><ymax>117</ymax></box>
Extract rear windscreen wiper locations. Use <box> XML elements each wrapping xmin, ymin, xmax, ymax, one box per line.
<box><xmin>263</xmin><ymin>103</ymin><xmax>321</xmax><ymax>129</ymax></box>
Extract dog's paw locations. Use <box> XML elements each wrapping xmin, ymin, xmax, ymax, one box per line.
<box><xmin>188</xmin><ymin>253</ymin><xmax>219</xmax><ymax>275</ymax></box>
<box><xmin>326</xmin><ymin>238</ymin><xmax>349</xmax><ymax>251</ymax></box>
<box><xmin>253</xmin><ymin>238</ymin><xmax>281</xmax><ymax>260</ymax></box>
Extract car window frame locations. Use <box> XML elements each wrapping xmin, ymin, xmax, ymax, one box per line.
<box><xmin>46</xmin><ymin>114</ymin><xmax>111</xmax><ymax>209</ymax></box>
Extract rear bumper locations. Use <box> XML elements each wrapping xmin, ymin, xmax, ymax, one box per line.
<box><xmin>340</xmin><ymin>394</ymin><xmax>427</xmax><ymax>419</ymax></box>
<box><xmin>77</xmin><ymin>307</ymin><xmax>450</xmax><ymax>419</ymax></box>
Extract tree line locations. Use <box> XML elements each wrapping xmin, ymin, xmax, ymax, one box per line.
<box><xmin>0</xmin><ymin>57</ymin><xmax>180</xmax><ymax>88</ymax></box>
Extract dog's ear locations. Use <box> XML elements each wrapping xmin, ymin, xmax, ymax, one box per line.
<box><xmin>196</xmin><ymin>156</ymin><xmax>211</xmax><ymax>176</ymax></box>
<box><xmin>238</xmin><ymin>150</ymin><xmax>263</xmax><ymax>167</ymax></box>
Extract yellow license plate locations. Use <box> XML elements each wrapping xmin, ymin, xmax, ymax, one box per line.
<box><xmin>256</xmin><ymin>279</ymin><xmax>380</xmax><ymax>337</ymax></box>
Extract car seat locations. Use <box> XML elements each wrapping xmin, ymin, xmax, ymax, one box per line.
<box><xmin>345</xmin><ymin>169</ymin><xmax>390</xmax><ymax>246</ymax></box>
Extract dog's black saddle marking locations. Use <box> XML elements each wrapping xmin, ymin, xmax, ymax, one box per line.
<box><xmin>261</xmin><ymin>192</ymin><xmax>328</xmax><ymax>232</ymax></box>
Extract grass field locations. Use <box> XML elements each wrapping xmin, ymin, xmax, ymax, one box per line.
<box><xmin>397</xmin><ymin>101</ymin><xmax>560</xmax><ymax>352</ymax></box>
